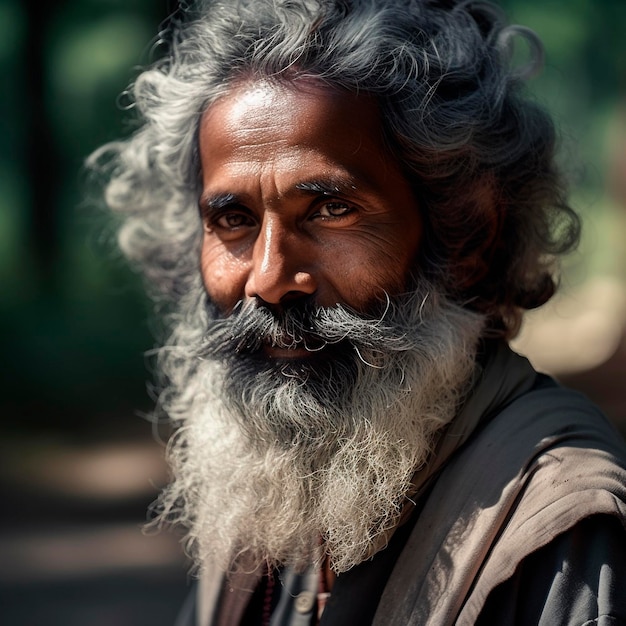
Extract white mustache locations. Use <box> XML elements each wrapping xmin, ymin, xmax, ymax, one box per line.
<box><xmin>198</xmin><ymin>293</ymin><xmax>433</xmax><ymax>360</ymax></box>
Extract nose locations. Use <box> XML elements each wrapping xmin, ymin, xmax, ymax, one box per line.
<box><xmin>244</xmin><ymin>215</ymin><xmax>317</xmax><ymax>304</ymax></box>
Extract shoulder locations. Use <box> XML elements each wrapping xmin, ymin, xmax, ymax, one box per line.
<box><xmin>483</xmin><ymin>379</ymin><xmax>626</xmax><ymax>523</ymax></box>
<box><xmin>454</xmin><ymin>380</ymin><xmax>626</xmax><ymax>623</ymax></box>
<box><xmin>471</xmin><ymin>377</ymin><xmax>626</xmax><ymax>502</ymax></box>
<box><xmin>477</xmin><ymin>514</ymin><xmax>626</xmax><ymax>625</ymax></box>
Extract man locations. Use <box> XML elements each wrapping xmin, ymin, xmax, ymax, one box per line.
<box><xmin>87</xmin><ymin>0</ymin><xmax>626</xmax><ymax>623</ymax></box>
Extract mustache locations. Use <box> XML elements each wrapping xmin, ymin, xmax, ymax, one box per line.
<box><xmin>198</xmin><ymin>295</ymin><xmax>430</xmax><ymax>361</ymax></box>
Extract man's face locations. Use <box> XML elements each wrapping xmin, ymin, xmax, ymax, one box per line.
<box><xmin>158</xmin><ymin>81</ymin><xmax>484</xmax><ymax>573</ymax></box>
<box><xmin>198</xmin><ymin>79</ymin><xmax>423</xmax><ymax>355</ymax></box>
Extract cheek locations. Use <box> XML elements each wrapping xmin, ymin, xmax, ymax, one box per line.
<box><xmin>200</xmin><ymin>238</ymin><xmax>248</xmax><ymax>311</ymax></box>
<box><xmin>350</xmin><ymin>222</ymin><xmax>421</xmax><ymax>282</ymax></box>
<box><xmin>322</xmin><ymin>237</ymin><xmax>417</xmax><ymax>309</ymax></box>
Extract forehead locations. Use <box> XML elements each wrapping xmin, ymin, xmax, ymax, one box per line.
<box><xmin>197</xmin><ymin>78</ymin><xmax>408</xmax><ymax>198</ymax></box>
<box><xmin>202</xmin><ymin>77</ymin><xmax>384</xmax><ymax>133</ymax></box>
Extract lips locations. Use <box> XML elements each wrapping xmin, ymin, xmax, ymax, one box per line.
<box><xmin>263</xmin><ymin>345</ymin><xmax>314</xmax><ymax>359</ymax></box>
<box><xmin>261</xmin><ymin>334</ymin><xmax>328</xmax><ymax>359</ymax></box>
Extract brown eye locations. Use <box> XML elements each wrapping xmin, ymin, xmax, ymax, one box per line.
<box><xmin>316</xmin><ymin>202</ymin><xmax>354</xmax><ymax>218</ymax></box>
<box><xmin>216</xmin><ymin>212</ymin><xmax>255</xmax><ymax>229</ymax></box>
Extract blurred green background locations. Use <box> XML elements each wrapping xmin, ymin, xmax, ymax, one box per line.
<box><xmin>1</xmin><ymin>0</ymin><xmax>172</xmax><ymax>443</ymax></box>
<box><xmin>0</xmin><ymin>0</ymin><xmax>625</xmax><ymax>624</ymax></box>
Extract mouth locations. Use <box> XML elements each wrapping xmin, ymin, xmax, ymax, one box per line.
<box><xmin>263</xmin><ymin>345</ymin><xmax>315</xmax><ymax>359</ymax></box>
<box><xmin>257</xmin><ymin>335</ymin><xmax>351</xmax><ymax>364</ymax></box>
<box><xmin>228</xmin><ymin>336</ymin><xmax>358</xmax><ymax>386</ymax></box>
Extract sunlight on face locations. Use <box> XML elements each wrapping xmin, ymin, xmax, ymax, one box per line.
<box><xmin>198</xmin><ymin>79</ymin><xmax>423</xmax><ymax>322</ymax></box>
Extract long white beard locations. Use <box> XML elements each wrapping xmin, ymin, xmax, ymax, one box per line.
<box><xmin>150</xmin><ymin>286</ymin><xmax>484</xmax><ymax>575</ymax></box>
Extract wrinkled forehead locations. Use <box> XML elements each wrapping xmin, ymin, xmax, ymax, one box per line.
<box><xmin>200</xmin><ymin>75</ymin><xmax>388</xmax><ymax>145</ymax></box>
<box><xmin>196</xmin><ymin>76</ymin><xmax>414</xmax><ymax>208</ymax></box>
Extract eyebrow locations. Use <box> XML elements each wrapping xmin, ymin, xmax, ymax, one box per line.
<box><xmin>202</xmin><ymin>192</ymin><xmax>239</xmax><ymax>212</ymax></box>
<box><xmin>294</xmin><ymin>178</ymin><xmax>358</xmax><ymax>196</ymax></box>
<box><xmin>200</xmin><ymin>177</ymin><xmax>362</xmax><ymax>213</ymax></box>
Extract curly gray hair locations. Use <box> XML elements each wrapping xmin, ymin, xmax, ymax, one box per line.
<box><xmin>87</xmin><ymin>0</ymin><xmax>580</xmax><ymax>337</ymax></box>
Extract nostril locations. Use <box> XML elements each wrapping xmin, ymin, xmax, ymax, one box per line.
<box><xmin>245</xmin><ymin>263</ymin><xmax>317</xmax><ymax>304</ymax></box>
<box><xmin>281</xmin><ymin>289</ymin><xmax>315</xmax><ymax>303</ymax></box>
<box><xmin>253</xmin><ymin>293</ymin><xmax>317</xmax><ymax>314</ymax></box>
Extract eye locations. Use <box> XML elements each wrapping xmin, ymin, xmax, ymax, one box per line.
<box><xmin>201</xmin><ymin>204</ymin><xmax>257</xmax><ymax>242</ymax></box>
<box><xmin>214</xmin><ymin>212</ymin><xmax>256</xmax><ymax>229</ymax></box>
<box><xmin>314</xmin><ymin>201</ymin><xmax>356</xmax><ymax>220</ymax></box>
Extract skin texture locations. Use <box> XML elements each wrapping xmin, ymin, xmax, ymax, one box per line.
<box><xmin>198</xmin><ymin>79</ymin><xmax>423</xmax><ymax>356</ymax></box>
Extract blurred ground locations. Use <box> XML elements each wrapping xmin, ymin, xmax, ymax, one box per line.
<box><xmin>0</xmin><ymin>429</ymin><xmax>193</xmax><ymax>626</ymax></box>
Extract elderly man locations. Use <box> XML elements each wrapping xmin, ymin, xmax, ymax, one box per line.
<box><xmin>88</xmin><ymin>0</ymin><xmax>626</xmax><ymax>624</ymax></box>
